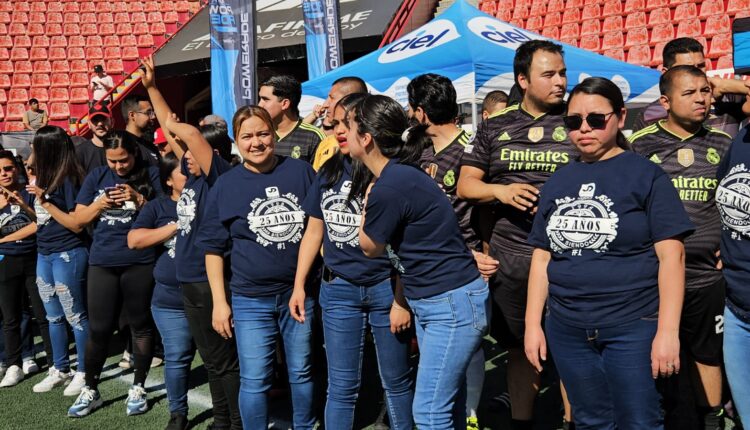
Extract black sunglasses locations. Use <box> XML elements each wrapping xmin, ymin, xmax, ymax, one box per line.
<box><xmin>1</xmin><ymin>166</ymin><xmax>15</xmax><ymax>172</ymax></box>
<box><xmin>563</xmin><ymin>112</ymin><xmax>615</xmax><ymax>131</ymax></box>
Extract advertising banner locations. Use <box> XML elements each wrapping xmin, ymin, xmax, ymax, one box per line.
<box><xmin>302</xmin><ymin>0</ymin><xmax>343</xmax><ymax>78</ymax></box>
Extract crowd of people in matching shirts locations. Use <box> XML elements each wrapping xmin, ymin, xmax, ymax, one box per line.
<box><xmin>0</xmin><ymin>35</ymin><xmax>749</xmax><ymax>430</ymax></box>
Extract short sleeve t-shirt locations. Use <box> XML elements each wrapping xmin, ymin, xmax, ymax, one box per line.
<box><xmin>715</xmin><ymin>127</ymin><xmax>750</xmax><ymax>319</ymax></box>
<box><xmin>0</xmin><ymin>189</ymin><xmax>36</xmax><ymax>256</ymax></box>
<box><xmin>302</xmin><ymin>157</ymin><xmax>392</xmax><ymax>286</ymax></box>
<box><xmin>175</xmin><ymin>154</ymin><xmax>232</xmax><ymax>283</ymax></box>
<box><xmin>35</xmin><ymin>179</ymin><xmax>87</xmax><ymax>255</ymax></box>
<box><xmin>24</xmin><ymin>110</ymin><xmax>45</xmax><ymax>130</ymax></box>
<box><xmin>275</xmin><ymin>120</ymin><xmax>325</xmax><ymax>163</ymax></box>
<box><xmin>363</xmin><ymin>160</ymin><xmax>479</xmax><ymax>299</ymax></box>
<box><xmin>461</xmin><ymin>103</ymin><xmax>578</xmax><ymax>257</ymax></box>
<box><xmin>633</xmin><ymin>95</ymin><xmax>747</xmax><ymax>138</ymax></box>
<box><xmin>76</xmin><ymin>166</ymin><xmax>164</xmax><ymax>266</ymax></box>
<box><xmin>420</xmin><ymin>129</ymin><xmax>479</xmax><ymax>251</ymax></box>
<box><xmin>312</xmin><ymin>134</ymin><xmax>339</xmax><ymax>171</ymax></box>
<box><xmin>631</xmin><ymin>121</ymin><xmax>732</xmax><ymax>289</ymax></box>
<box><xmin>197</xmin><ymin>157</ymin><xmax>315</xmax><ymax>297</ymax></box>
<box><xmin>131</xmin><ymin>196</ymin><xmax>181</xmax><ymax>309</ymax></box>
<box><xmin>528</xmin><ymin>151</ymin><xmax>695</xmax><ymax>328</ymax></box>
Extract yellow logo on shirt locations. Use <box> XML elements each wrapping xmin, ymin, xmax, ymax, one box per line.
<box><xmin>291</xmin><ymin>146</ymin><xmax>301</xmax><ymax>159</ymax></box>
<box><xmin>552</xmin><ymin>126</ymin><xmax>567</xmax><ymax>142</ymax></box>
<box><xmin>528</xmin><ymin>127</ymin><xmax>544</xmax><ymax>142</ymax></box>
<box><xmin>498</xmin><ymin>131</ymin><xmax>511</xmax><ymax>141</ymax></box>
<box><xmin>706</xmin><ymin>148</ymin><xmax>721</xmax><ymax>165</ymax></box>
<box><xmin>678</xmin><ymin>148</ymin><xmax>695</xmax><ymax>167</ymax></box>
<box><xmin>443</xmin><ymin>170</ymin><xmax>456</xmax><ymax>187</ymax></box>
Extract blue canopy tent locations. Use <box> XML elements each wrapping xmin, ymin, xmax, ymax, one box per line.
<box><xmin>300</xmin><ymin>0</ymin><xmax>660</xmax><ymax>126</ymax></box>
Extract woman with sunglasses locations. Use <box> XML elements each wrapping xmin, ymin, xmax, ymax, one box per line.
<box><xmin>0</xmin><ymin>150</ymin><xmax>54</xmax><ymax>388</ymax></box>
<box><xmin>198</xmin><ymin>106</ymin><xmax>316</xmax><ymax>430</ymax></box>
<box><xmin>290</xmin><ymin>93</ymin><xmax>414</xmax><ymax>429</ymax></box>
<box><xmin>27</xmin><ymin>126</ymin><xmax>90</xmax><ymax>396</ymax></box>
<box><xmin>524</xmin><ymin>77</ymin><xmax>693</xmax><ymax>429</ymax></box>
<box><xmin>68</xmin><ymin>131</ymin><xmax>163</xmax><ymax>418</ymax></box>
<box><xmin>347</xmin><ymin>94</ymin><xmax>489</xmax><ymax>428</ymax></box>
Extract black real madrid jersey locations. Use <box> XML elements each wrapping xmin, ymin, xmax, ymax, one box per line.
<box><xmin>275</xmin><ymin>120</ymin><xmax>325</xmax><ymax>163</ymax></box>
<box><xmin>630</xmin><ymin>120</ymin><xmax>732</xmax><ymax>289</ymax></box>
<box><xmin>461</xmin><ymin>103</ymin><xmax>578</xmax><ymax>256</ymax></box>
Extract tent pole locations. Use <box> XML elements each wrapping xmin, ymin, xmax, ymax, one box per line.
<box><xmin>471</xmin><ymin>96</ymin><xmax>478</xmax><ymax>130</ymax></box>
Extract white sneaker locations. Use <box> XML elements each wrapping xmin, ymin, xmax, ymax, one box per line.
<box><xmin>33</xmin><ymin>367</ymin><xmax>71</xmax><ymax>393</ymax></box>
<box><xmin>64</xmin><ymin>372</ymin><xmax>86</xmax><ymax>397</ymax></box>
<box><xmin>0</xmin><ymin>365</ymin><xmax>24</xmax><ymax>387</ymax></box>
<box><xmin>22</xmin><ymin>359</ymin><xmax>39</xmax><ymax>375</ymax></box>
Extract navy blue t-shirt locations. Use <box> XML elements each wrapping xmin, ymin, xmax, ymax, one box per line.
<box><xmin>715</xmin><ymin>127</ymin><xmax>750</xmax><ymax>320</ymax></box>
<box><xmin>198</xmin><ymin>156</ymin><xmax>315</xmax><ymax>297</ymax></box>
<box><xmin>131</xmin><ymin>196</ymin><xmax>181</xmax><ymax>310</ymax></box>
<box><xmin>76</xmin><ymin>166</ymin><xmax>163</xmax><ymax>266</ymax></box>
<box><xmin>36</xmin><ymin>178</ymin><xmax>87</xmax><ymax>255</ymax></box>
<box><xmin>302</xmin><ymin>158</ymin><xmax>392</xmax><ymax>286</ymax></box>
<box><xmin>363</xmin><ymin>160</ymin><xmax>479</xmax><ymax>299</ymax></box>
<box><xmin>528</xmin><ymin>151</ymin><xmax>695</xmax><ymax>328</ymax></box>
<box><xmin>0</xmin><ymin>189</ymin><xmax>36</xmax><ymax>255</ymax></box>
<box><xmin>175</xmin><ymin>154</ymin><xmax>232</xmax><ymax>283</ymax></box>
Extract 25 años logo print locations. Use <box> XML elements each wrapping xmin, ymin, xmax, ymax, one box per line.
<box><xmin>247</xmin><ymin>187</ymin><xmax>306</xmax><ymax>249</ymax></box>
<box><xmin>546</xmin><ymin>183</ymin><xmax>619</xmax><ymax>256</ymax></box>
<box><xmin>716</xmin><ymin>163</ymin><xmax>750</xmax><ymax>240</ymax></box>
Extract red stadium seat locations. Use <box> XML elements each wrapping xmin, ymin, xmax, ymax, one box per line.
<box><xmin>0</xmin><ymin>23</ymin><xmax>6</xmax><ymax>34</ymax></box>
<box><xmin>63</xmin><ymin>23</ymin><xmax>80</xmax><ymax>36</ymax></box>
<box><xmin>71</xmin><ymin>73</ymin><xmax>89</xmax><ymax>88</ymax></box>
<box><xmin>602</xmin><ymin>15</ymin><xmax>623</xmax><ymax>32</ymax></box>
<box><xmin>98</xmin><ymin>23</ymin><xmax>115</xmax><ymax>36</ymax></box>
<box><xmin>163</xmin><ymin>11</ymin><xmax>179</xmax><ymax>24</ymax></box>
<box><xmin>0</xmin><ymin>2</ymin><xmax>10</xmax><ymax>12</ymax></box>
<box><xmin>78</xmin><ymin>2</ymin><xmax>94</xmax><ymax>13</ymax></box>
<box><xmin>560</xmin><ymin>36</ymin><xmax>579</xmax><ymax>47</ymax></box>
<box><xmin>15</xmin><ymin>2</ymin><xmax>29</xmax><ymax>12</ymax></box>
<box><xmin>625</xmin><ymin>12</ymin><xmax>647</xmax><ymax>29</ymax></box>
<box><xmin>727</xmin><ymin>0</ymin><xmax>750</xmax><ymax>15</ymax></box>
<box><xmin>704</xmin><ymin>15</ymin><xmax>731</xmax><ymax>36</ymax></box>
<box><xmin>131</xmin><ymin>12</ymin><xmax>147</xmax><ymax>23</ymax></box>
<box><xmin>735</xmin><ymin>10</ymin><xmax>750</xmax><ymax>18</ymax></box>
<box><xmin>708</xmin><ymin>33</ymin><xmax>732</xmax><ymax>58</ymax></box>
<box><xmin>674</xmin><ymin>3</ymin><xmax>698</xmax><ymax>20</ymax></box>
<box><xmin>49</xmin><ymin>47</ymin><xmax>66</xmax><ymax>61</ymax></box>
<box><xmin>137</xmin><ymin>34</ymin><xmax>155</xmax><ymax>48</ymax></box>
<box><xmin>5</xmin><ymin>122</ymin><xmax>26</xmax><ymax>132</ymax></box>
<box><xmin>513</xmin><ymin>5</ymin><xmax>529</xmax><ymax>20</ymax></box>
<box><xmin>626</xmin><ymin>28</ymin><xmax>649</xmax><ymax>48</ymax></box>
<box><xmin>32</xmin><ymin>35</ymin><xmax>49</xmax><ymax>48</ymax></box>
<box><xmin>80</xmin><ymin>13</ymin><xmax>96</xmax><ymax>24</ymax></box>
<box><xmin>648</xmin><ymin>7</ymin><xmax>671</xmax><ymax>25</ymax></box>
<box><xmin>150</xmin><ymin>22</ymin><xmax>167</xmax><ymax>35</ymax></box>
<box><xmin>0</xmin><ymin>35</ymin><xmax>9</xmax><ymax>49</ymax></box>
<box><xmin>63</xmin><ymin>1</ymin><xmax>79</xmax><ymax>12</ymax></box>
<box><xmin>114</xmin><ymin>12</ymin><xmax>130</xmax><ymax>24</ymax></box>
<box><xmin>29</xmin><ymin>88</ymin><xmax>49</xmax><ymax>103</ymax></box>
<box><xmin>14</xmin><ymin>60</ymin><xmax>32</xmax><ymax>74</ymax></box>
<box><xmin>51</xmin><ymin>60</ymin><xmax>69</xmax><ymax>73</ymax></box>
<box><xmin>70</xmin><ymin>36</ymin><xmax>87</xmax><ymax>48</ymax></box>
<box><xmin>70</xmin><ymin>87</ymin><xmax>89</xmax><ymax>104</ymax></box>
<box><xmin>116</xmin><ymin>22</ymin><xmax>133</xmax><ymax>35</ymax></box>
<box><xmin>10</xmin><ymin>48</ymin><xmax>29</xmax><ymax>61</ymax></box>
<box><xmin>122</xmin><ymin>46</ymin><xmax>140</xmax><ymax>61</ymax></box>
<box><xmin>603</xmin><ymin>48</ymin><xmax>626</xmax><ymax>61</ymax></box>
<box><xmin>85</xmin><ymin>47</ymin><xmax>103</xmax><ymax>60</ymax></box>
<box><xmin>676</xmin><ymin>18</ymin><xmax>702</xmax><ymax>38</ymax></box>
<box><xmin>581</xmin><ymin>18</ymin><xmax>601</xmax><ymax>35</ymax></box>
<box><xmin>133</xmin><ymin>23</ymin><xmax>150</xmax><ymax>35</ymax></box>
<box><xmin>0</xmin><ymin>89</ymin><xmax>5</xmax><ymax>104</ymax></box>
<box><xmin>145</xmin><ymin>2</ymin><xmax>161</xmax><ymax>13</ymax></box>
<box><xmin>651</xmin><ymin>42</ymin><xmax>667</xmax><ymax>66</ymax></box>
<box><xmin>30</xmin><ymin>2</ymin><xmax>46</xmax><ymax>12</ymax></box>
<box><xmin>530</xmin><ymin>2</ymin><xmax>546</xmax><ymax>17</ymax></box>
<box><xmin>66</xmin><ymin>47</ymin><xmax>85</xmax><ymax>60</ymax></box>
<box><xmin>628</xmin><ymin>44</ymin><xmax>652</xmax><ymax>65</ymax></box>
<box><xmin>14</xmin><ymin>35</ymin><xmax>31</xmax><ymax>48</ymax></box>
<box><xmin>11</xmin><ymin>12</ymin><xmax>29</xmax><ymax>24</ymax></box>
<box><xmin>650</xmin><ymin>23</ymin><xmax>674</xmax><ymax>43</ymax></box>
<box><xmin>561</xmin><ymin>23</ymin><xmax>580</xmax><ymax>39</ymax></box>
<box><xmin>29</xmin><ymin>12</ymin><xmax>45</xmax><ymax>24</ymax></box>
<box><xmin>46</xmin><ymin>12</ymin><xmax>62</xmax><ymax>24</ymax></box>
<box><xmin>9</xmin><ymin>23</ymin><xmax>26</xmax><ymax>36</ymax></box>
<box><xmin>86</xmin><ymin>36</ymin><xmax>103</xmax><ymax>47</ymax></box>
<box><xmin>70</xmin><ymin>60</ymin><xmax>88</xmax><ymax>73</ymax></box>
<box><xmin>6</xmin><ymin>104</ymin><xmax>25</xmax><ymax>121</ymax></box>
<box><xmin>0</xmin><ymin>48</ymin><xmax>7</xmax><ymax>60</ymax></box>
<box><xmin>602</xmin><ymin>30</ymin><xmax>624</xmax><ymax>49</ymax></box>
<box><xmin>544</xmin><ymin>12</ymin><xmax>561</xmax><ymax>28</ymax></box>
<box><xmin>481</xmin><ymin>1</ymin><xmax>497</xmax><ymax>16</ymax></box>
<box><xmin>50</xmin><ymin>35</ymin><xmax>67</xmax><ymax>48</ymax></box>
<box><xmin>128</xmin><ymin>2</ymin><xmax>144</xmax><ymax>13</ymax></box>
<box><xmin>98</xmin><ymin>13</ymin><xmax>114</xmax><ymax>24</ymax></box>
<box><xmin>0</xmin><ymin>74</ymin><xmax>9</xmax><ymax>89</ymax></box>
<box><xmin>45</xmin><ymin>23</ymin><xmax>62</xmax><ymax>36</ymax></box>
<box><xmin>27</xmin><ymin>23</ymin><xmax>44</xmax><ymax>36</ymax></box>
<box><xmin>715</xmin><ymin>55</ymin><xmax>733</xmax><ymax>70</ymax></box>
<box><xmin>562</xmin><ymin>8</ymin><xmax>580</xmax><ymax>24</ymax></box>
<box><xmin>103</xmin><ymin>36</ymin><xmax>120</xmax><ymax>47</ymax></box>
<box><xmin>699</xmin><ymin>0</ymin><xmax>724</xmax><ymax>18</ymax></box>
<box><xmin>9</xmin><ymin>88</ymin><xmax>29</xmax><ymax>103</ymax></box>
<box><xmin>12</xmin><ymin>74</ymin><xmax>31</xmax><ymax>88</ymax></box>
<box><xmin>31</xmin><ymin>73</ymin><xmax>50</xmax><ymax>88</ymax></box>
<box><xmin>48</xmin><ymin>2</ymin><xmax>63</xmax><ymax>12</ymax></box>
<box><xmin>580</xmin><ymin>34</ymin><xmax>601</xmax><ymax>51</ymax></box>
<box><xmin>33</xmin><ymin>60</ymin><xmax>51</xmax><ymax>73</ymax></box>
<box><xmin>646</xmin><ymin>0</ymin><xmax>668</xmax><ymax>10</ymax></box>
<box><xmin>81</xmin><ymin>24</ymin><xmax>98</xmax><ymax>36</ymax></box>
<box><xmin>103</xmin><ymin>47</ymin><xmax>121</xmax><ymax>60</ymax></box>
<box><xmin>0</xmin><ymin>13</ymin><xmax>9</xmax><ymax>25</ymax></box>
<box><xmin>582</xmin><ymin>4</ymin><xmax>600</xmax><ymax>20</ymax></box>
<box><xmin>49</xmin><ymin>103</ymin><xmax>70</xmax><ymax>121</ymax></box>
<box><xmin>49</xmin><ymin>87</ymin><xmax>69</xmax><ymax>103</ymax></box>
<box><xmin>176</xmin><ymin>1</ymin><xmax>190</xmax><ymax>13</ymax></box>
<box><xmin>50</xmin><ymin>73</ymin><xmax>69</xmax><ymax>88</ymax></box>
<box><xmin>542</xmin><ymin>26</ymin><xmax>560</xmax><ymax>39</ymax></box>
<box><xmin>106</xmin><ymin>59</ymin><xmax>123</xmax><ymax>74</ymax></box>
<box><xmin>160</xmin><ymin>1</ymin><xmax>176</xmax><ymax>13</ymax></box>
<box><xmin>526</xmin><ymin>16</ymin><xmax>543</xmax><ymax>31</ymax></box>
<box><xmin>121</xmin><ymin>35</ymin><xmax>137</xmax><ymax>47</ymax></box>
<box><xmin>566</xmin><ymin>0</ymin><xmax>583</xmax><ymax>8</ymax></box>
<box><xmin>496</xmin><ymin>9</ymin><xmax>512</xmax><ymax>22</ymax></box>
<box><xmin>0</xmin><ymin>60</ymin><xmax>11</xmax><ymax>74</ymax></box>
<box><xmin>63</xmin><ymin>12</ymin><xmax>79</xmax><ymax>23</ymax></box>
<box><xmin>624</xmin><ymin>0</ymin><xmax>645</xmax><ymax>13</ymax></box>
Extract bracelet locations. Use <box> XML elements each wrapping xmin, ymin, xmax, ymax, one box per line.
<box><xmin>392</xmin><ymin>301</ymin><xmax>410</xmax><ymax>312</ymax></box>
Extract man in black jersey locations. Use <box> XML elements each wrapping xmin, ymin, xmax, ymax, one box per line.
<box><xmin>631</xmin><ymin>66</ymin><xmax>732</xmax><ymax>430</ymax></box>
<box><xmin>632</xmin><ymin>38</ymin><xmax>750</xmax><ymax>137</ymax></box>
<box><xmin>259</xmin><ymin>75</ymin><xmax>325</xmax><ymax>163</ymax></box>
<box><xmin>458</xmin><ymin>40</ymin><xmax>577</xmax><ymax>430</ymax></box>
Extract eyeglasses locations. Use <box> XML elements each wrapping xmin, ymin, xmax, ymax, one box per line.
<box><xmin>563</xmin><ymin>112</ymin><xmax>615</xmax><ymax>131</ymax></box>
<box><xmin>1</xmin><ymin>166</ymin><xmax>15</xmax><ymax>172</ymax></box>
<box><xmin>134</xmin><ymin>110</ymin><xmax>156</xmax><ymax>118</ymax></box>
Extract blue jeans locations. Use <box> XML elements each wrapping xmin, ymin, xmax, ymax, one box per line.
<box><xmin>152</xmin><ymin>304</ymin><xmax>195</xmax><ymax>416</ymax></box>
<box><xmin>319</xmin><ymin>277</ymin><xmax>414</xmax><ymax>429</ymax></box>
<box><xmin>232</xmin><ymin>289</ymin><xmax>315</xmax><ymax>430</ymax></box>
<box><xmin>407</xmin><ymin>277</ymin><xmax>489</xmax><ymax>429</ymax></box>
<box><xmin>724</xmin><ymin>305</ymin><xmax>750</xmax><ymax>419</ymax></box>
<box><xmin>546</xmin><ymin>312</ymin><xmax>663</xmax><ymax>430</ymax></box>
<box><xmin>36</xmin><ymin>248</ymin><xmax>89</xmax><ymax>373</ymax></box>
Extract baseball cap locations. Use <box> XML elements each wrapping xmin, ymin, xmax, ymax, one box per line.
<box><xmin>88</xmin><ymin>105</ymin><xmax>111</xmax><ymax>121</ymax></box>
<box><xmin>154</xmin><ymin>128</ymin><xmax>168</xmax><ymax>146</ymax></box>
<box><xmin>93</xmin><ymin>65</ymin><xmax>104</xmax><ymax>73</ymax></box>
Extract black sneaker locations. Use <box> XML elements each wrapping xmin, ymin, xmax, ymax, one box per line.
<box><xmin>165</xmin><ymin>413</ymin><xmax>188</xmax><ymax>430</ymax></box>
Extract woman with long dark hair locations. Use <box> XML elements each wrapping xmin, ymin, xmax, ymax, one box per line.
<box><xmin>524</xmin><ymin>77</ymin><xmax>691</xmax><ymax>429</ymax></box>
<box><xmin>128</xmin><ymin>153</ymin><xmax>192</xmax><ymax>429</ymax></box>
<box><xmin>290</xmin><ymin>93</ymin><xmax>414</xmax><ymax>429</ymax></box>
<box><xmin>346</xmin><ymin>94</ymin><xmax>489</xmax><ymax>428</ymax></box>
<box><xmin>26</xmin><ymin>126</ymin><xmax>90</xmax><ymax>397</ymax></box>
<box><xmin>198</xmin><ymin>106</ymin><xmax>316</xmax><ymax>430</ymax></box>
<box><xmin>68</xmin><ymin>130</ymin><xmax>163</xmax><ymax>418</ymax></box>
<box><xmin>0</xmin><ymin>149</ymin><xmax>53</xmax><ymax>388</ymax></box>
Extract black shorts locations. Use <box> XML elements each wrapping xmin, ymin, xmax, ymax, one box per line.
<box><xmin>680</xmin><ymin>278</ymin><xmax>726</xmax><ymax>366</ymax></box>
<box><xmin>490</xmin><ymin>251</ymin><xmax>531</xmax><ymax>348</ymax></box>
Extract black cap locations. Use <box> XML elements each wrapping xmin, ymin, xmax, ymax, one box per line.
<box><xmin>93</xmin><ymin>65</ymin><xmax>104</xmax><ymax>73</ymax></box>
<box><xmin>89</xmin><ymin>105</ymin><xmax>111</xmax><ymax>121</ymax></box>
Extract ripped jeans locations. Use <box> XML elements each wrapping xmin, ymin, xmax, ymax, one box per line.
<box><xmin>36</xmin><ymin>247</ymin><xmax>89</xmax><ymax>373</ymax></box>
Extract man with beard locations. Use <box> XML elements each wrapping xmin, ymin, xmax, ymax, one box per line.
<box><xmin>121</xmin><ymin>94</ymin><xmax>160</xmax><ymax>163</ymax></box>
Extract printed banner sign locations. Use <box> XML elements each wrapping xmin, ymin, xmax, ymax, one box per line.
<box><xmin>302</xmin><ymin>0</ymin><xmax>344</xmax><ymax>79</ymax></box>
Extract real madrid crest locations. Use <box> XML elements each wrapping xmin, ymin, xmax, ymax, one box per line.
<box><xmin>552</xmin><ymin>126</ymin><xmax>567</xmax><ymax>142</ymax></box>
<box><xmin>528</xmin><ymin>127</ymin><xmax>544</xmax><ymax>143</ymax></box>
<box><xmin>706</xmin><ymin>148</ymin><xmax>721</xmax><ymax>165</ymax></box>
<box><xmin>291</xmin><ymin>146</ymin><xmax>302</xmax><ymax>159</ymax></box>
<box><xmin>678</xmin><ymin>148</ymin><xmax>695</xmax><ymax>167</ymax></box>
